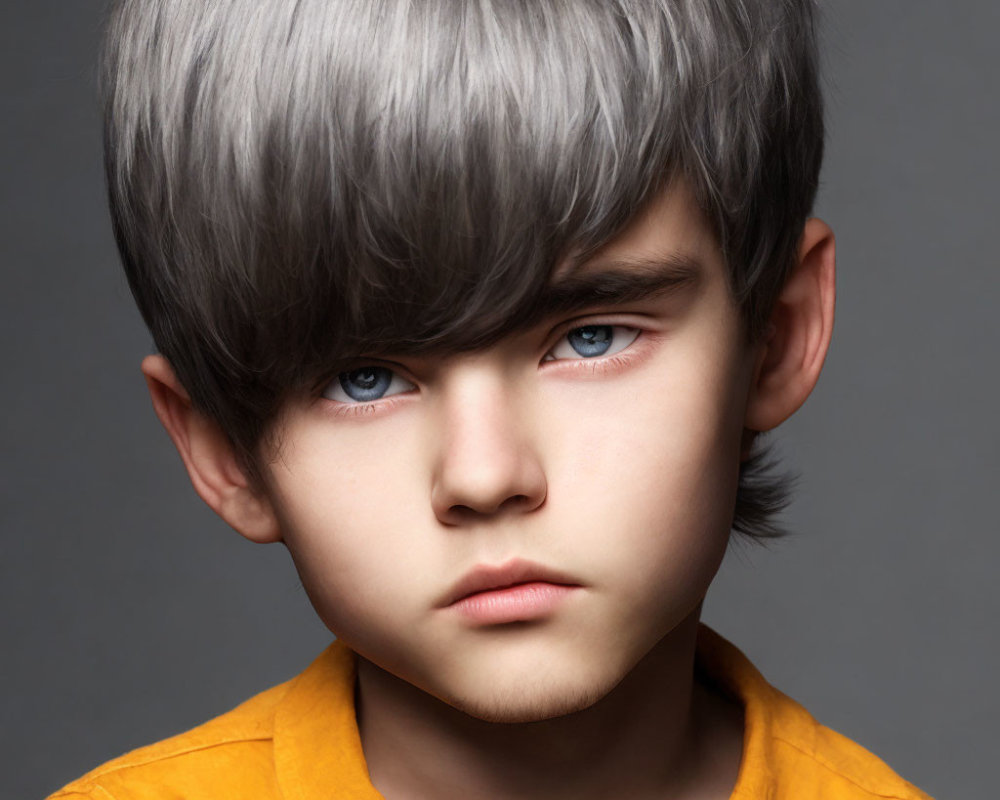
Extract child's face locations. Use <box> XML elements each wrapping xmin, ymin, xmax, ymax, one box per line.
<box><xmin>264</xmin><ymin>182</ymin><xmax>756</xmax><ymax>722</ymax></box>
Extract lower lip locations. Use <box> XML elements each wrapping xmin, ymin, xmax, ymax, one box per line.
<box><xmin>449</xmin><ymin>582</ymin><xmax>579</xmax><ymax>625</ymax></box>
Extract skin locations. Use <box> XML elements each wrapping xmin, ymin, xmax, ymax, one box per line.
<box><xmin>144</xmin><ymin>182</ymin><xmax>836</xmax><ymax>799</ymax></box>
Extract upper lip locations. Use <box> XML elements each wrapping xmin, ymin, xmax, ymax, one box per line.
<box><xmin>439</xmin><ymin>558</ymin><xmax>582</xmax><ymax>608</ymax></box>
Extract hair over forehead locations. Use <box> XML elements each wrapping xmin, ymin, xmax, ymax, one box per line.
<box><xmin>103</xmin><ymin>0</ymin><xmax>822</xmax><ymax>535</ymax></box>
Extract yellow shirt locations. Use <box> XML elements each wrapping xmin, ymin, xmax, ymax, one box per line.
<box><xmin>49</xmin><ymin>627</ymin><xmax>932</xmax><ymax>799</ymax></box>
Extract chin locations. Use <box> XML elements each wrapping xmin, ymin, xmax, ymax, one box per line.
<box><xmin>444</xmin><ymin>668</ymin><xmax>618</xmax><ymax>724</ymax></box>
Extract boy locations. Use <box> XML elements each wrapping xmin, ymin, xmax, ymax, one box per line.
<box><xmin>51</xmin><ymin>0</ymin><xmax>930</xmax><ymax>798</ymax></box>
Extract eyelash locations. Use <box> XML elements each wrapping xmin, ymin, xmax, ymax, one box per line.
<box><xmin>321</xmin><ymin>323</ymin><xmax>646</xmax><ymax>419</ymax></box>
<box><xmin>541</xmin><ymin>323</ymin><xmax>642</xmax><ymax>374</ymax></box>
<box><xmin>326</xmin><ymin>394</ymin><xmax>410</xmax><ymax>420</ymax></box>
<box><xmin>544</xmin><ymin>349</ymin><xmax>639</xmax><ymax>378</ymax></box>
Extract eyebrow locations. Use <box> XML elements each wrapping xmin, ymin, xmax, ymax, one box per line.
<box><xmin>522</xmin><ymin>253</ymin><xmax>703</xmax><ymax>329</ymax></box>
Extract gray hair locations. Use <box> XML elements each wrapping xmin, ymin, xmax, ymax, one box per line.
<box><xmin>102</xmin><ymin>0</ymin><xmax>823</xmax><ymax>539</ymax></box>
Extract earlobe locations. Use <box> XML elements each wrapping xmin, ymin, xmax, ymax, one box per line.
<box><xmin>141</xmin><ymin>355</ymin><xmax>282</xmax><ymax>544</ymax></box>
<box><xmin>744</xmin><ymin>218</ymin><xmax>836</xmax><ymax>434</ymax></box>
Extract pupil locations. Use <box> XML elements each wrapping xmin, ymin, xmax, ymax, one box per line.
<box><xmin>569</xmin><ymin>325</ymin><xmax>613</xmax><ymax>357</ymax></box>
<box><xmin>339</xmin><ymin>366</ymin><xmax>393</xmax><ymax>401</ymax></box>
<box><xmin>351</xmin><ymin>369</ymin><xmax>378</xmax><ymax>389</ymax></box>
<box><xmin>579</xmin><ymin>327</ymin><xmax>608</xmax><ymax>343</ymax></box>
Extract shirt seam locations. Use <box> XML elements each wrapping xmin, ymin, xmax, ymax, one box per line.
<box><xmin>772</xmin><ymin>735</ymin><xmax>921</xmax><ymax>799</ymax></box>
<box><xmin>68</xmin><ymin>735</ymin><xmax>274</xmax><ymax>787</ymax></box>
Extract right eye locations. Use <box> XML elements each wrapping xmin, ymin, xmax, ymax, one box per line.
<box><xmin>322</xmin><ymin>366</ymin><xmax>416</xmax><ymax>403</ymax></box>
<box><xmin>545</xmin><ymin>324</ymin><xmax>640</xmax><ymax>361</ymax></box>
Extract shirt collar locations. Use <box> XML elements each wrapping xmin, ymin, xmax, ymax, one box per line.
<box><xmin>273</xmin><ymin>627</ymin><xmax>781</xmax><ymax>800</ymax></box>
<box><xmin>274</xmin><ymin>639</ymin><xmax>385</xmax><ymax>800</ymax></box>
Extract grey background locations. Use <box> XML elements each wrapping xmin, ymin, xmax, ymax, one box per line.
<box><xmin>2</xmin><ymin>2</ymin><xmax>996</xmax><ymax>798</ymax></box>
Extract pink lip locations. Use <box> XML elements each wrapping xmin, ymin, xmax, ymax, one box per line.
<box><xmin>450</xmin><ymin>582</ymin><xmax>578</xmax><ymax>625</ymax></box>
<box><xmin>440</xmin><ymin>558</ymin><xmax>582</xmax><ymax>625</ymax></box>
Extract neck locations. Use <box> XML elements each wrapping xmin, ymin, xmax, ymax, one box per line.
<box><xmin>355</xmin><ymin>611</ymin><xmax>742</xmax><ymax>800</ymax></box>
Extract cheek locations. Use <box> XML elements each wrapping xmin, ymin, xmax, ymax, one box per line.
<box><xmin>266</xmin><ymin>416</ymin><xmax>429</xmax><ymax>638</ymax></box>
<box><xmin>542</xmin><ymin>336</ymin><xmax>746</xmax><ymax>594</ymax></box>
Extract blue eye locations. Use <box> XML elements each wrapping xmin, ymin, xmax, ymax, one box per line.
<box><xmin>547</xmin><ymin>325</ymin><xmax>640</xmax><ymax>361</ymax></box>
<box><xmin>322</xmin><ymin>366</ymin><xmax>415</xmax><ymax>403</ymax></box>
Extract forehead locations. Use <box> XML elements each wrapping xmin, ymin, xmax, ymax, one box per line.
<box><xmin>556</xmin><ymin>180</ymin><xmax>723</xmax><ymax>282</ymax></box>
<box><xmin>356</xmin><ymin>179</ymin><xmax>729</xmax><ymax>361</ymax></box>
<box><xmin>514</xmin><ymin>180</ymin><xmax>727</xmax><ymax>334</ymax></box>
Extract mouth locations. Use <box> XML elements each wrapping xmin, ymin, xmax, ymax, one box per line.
<box><xmin>439</xmin><ymin>558</ymin><xmax>582</xmax><ymax>624</ymax></box>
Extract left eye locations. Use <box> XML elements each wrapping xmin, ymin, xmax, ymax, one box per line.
<box><xmin>546</xmin><ymin>325</ymin><xmax>640</xmax><ymax>361</ymax></box>
<box><xmin>322</xmin><ymin>366</ymin><xmax>416</xmax><ymax>403</ymax></box>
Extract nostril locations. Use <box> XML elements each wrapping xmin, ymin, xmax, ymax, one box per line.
<box><xmin>443</xmin><ymin>493</ymin><xmax>544</xmax><ymax>523</ymax></box>
<box><xmin>503</xmin><ymin>495</ymin><xmax>531</xmax><ymax>509</ymax></box>
<box><xmin>500</xmin><ymin>492</ymin><xmax>546</xmax><ymax>514</ymax></box>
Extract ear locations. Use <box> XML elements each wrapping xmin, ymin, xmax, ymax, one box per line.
<box><xmin>141</xmin><ymin>355</ymin><xmax>282</xmax><ymax>544</ymax></box>
<box><xmin>743</xmin><ymin>218</ymin><xmax>836</xmax><ymax>444</ymax></box>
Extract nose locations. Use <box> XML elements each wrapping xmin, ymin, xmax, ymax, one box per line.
<box><xmin>430</xmin><ymin>365</ymin><xmax>547</xmax><ymax>525</ymax></box>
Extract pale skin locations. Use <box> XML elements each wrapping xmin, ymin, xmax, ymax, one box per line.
<box><xmin>143</xmin><ymin>182</ymin><xmax>836</xmax><ymax>800</ymax></box>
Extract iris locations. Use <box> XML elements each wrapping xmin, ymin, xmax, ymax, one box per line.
<box><xmin>567</xmin><ymin>325</ymin><xmax>614</xmax><ymax>357</ymax></box>
<box><xmin>339</xmin><ymin>367</ymin><xmax>393</xmax><ymax>402</ymax></box>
